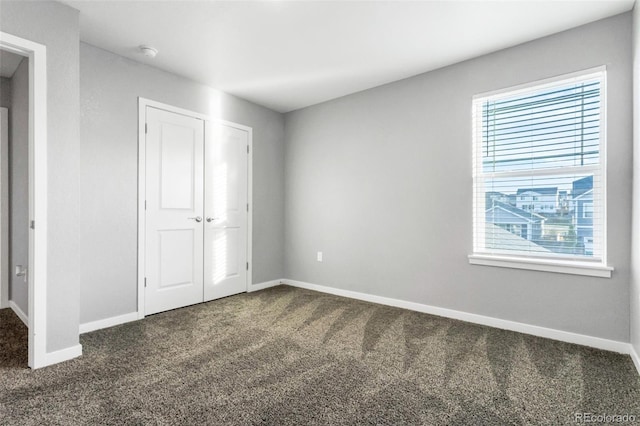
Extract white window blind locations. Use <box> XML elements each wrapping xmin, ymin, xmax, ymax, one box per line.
<box><xmin>472</xmin><ymin>70</ymin><xmax>606</xmax><ymax>264</ymax></box>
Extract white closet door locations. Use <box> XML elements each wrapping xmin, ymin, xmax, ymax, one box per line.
<box><xmin>145</xmin><ymin>107</ymin><xmax>204</xmax><ymax>315</ymax></box>
<box><xmin>203</xmin><ymin>122</ymin><xmax>248</xmax><ymax>302</ymax></box>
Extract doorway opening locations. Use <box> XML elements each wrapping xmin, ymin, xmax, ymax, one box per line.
<box><xmin>1</xmin><ymin>50</ymin><xmax>29</xmax><ymax>331</ymax></box>
<box><xmin>0</xmin><ymin>32</ymin><xmax>48</xmax><ymax>369</ymax></box>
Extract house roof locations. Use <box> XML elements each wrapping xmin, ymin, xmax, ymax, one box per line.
<box><xmin>516</xmin><ymin>187</ymin><xmax>558</xmax><ymax>196</ymax></box>
<box><xmin>573</xmin><ymin>188</ymin><xmax>593</xmax><ymax>201</ymax></box>
<box><xmin>572</xmin><ymin>176</ymin><xmax>593</xmax><ymax>198</ymax></box>
<box><xmin>486</xmin><ymin>201</ymin><xmax>545</xmax><ymax>223</ymax></box>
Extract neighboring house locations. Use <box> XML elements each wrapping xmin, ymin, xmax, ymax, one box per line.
<box><xmin>542</xmin><ymin>216</ymin><xmax>574</xmax><ymax>241</ymax></box>
<box><xmin>485</xmin><ymin>201</ymin><xmax>545</xmax><ymax>241</ymax></box>
<box><xmin>486</xmin><ymin>191</ymin><xmax>517</xmax><ymax>207</ymax></box>
<box><xmin>515</xmin><ymin>187</ymin><xmax>558</xmax><ymax>213</ymax></box>
<box><xmin>572</xmin><ymin>176</ymin><xmax>594</xmax><ymax>255</ymax></box>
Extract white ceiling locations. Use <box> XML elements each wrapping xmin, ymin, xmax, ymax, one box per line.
<box><xmin>62</xmin><ymin>0</ymin><xmax>634</xmax><ymax>113</ymax></box>
<box><xmin>0</xmin><ymin>49</ymin><xmax>25</xmax><ymax>79</ymax></box>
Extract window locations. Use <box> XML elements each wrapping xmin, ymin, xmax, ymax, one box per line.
<box><xmin>470</xmin><ymin>68</ymin><xmax>612</xmax><ymax>277</ymax></box>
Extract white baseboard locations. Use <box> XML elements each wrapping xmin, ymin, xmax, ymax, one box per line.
<box><xmin>79</xmin><ymin>312</ymin><xmax>139</xmax><ymax>334</ymax></box>
<box><xmin>248</xmin><ymin>279</ymin><xmax>282</xmax><ymax>292</ymax></box>
<box><xmin>630</xmin><ymin>345</ymin><xmax>640</xmax><ymax>376</ymax></box>
<box><xmin>40</xmin><ymin>344</ymin><xmax>83</xmax><ymax>368</ymax></box>
<box><xmin>282</xmin><ymin>279</ymin><xmax>632</xmax><ymax>355</ymax></box>
<box><xmin>9</xmin><ymin>300</ymin><xmax>28</xmax><ymax>327</ymax></box>
<box><xmin>79</xmin><ymin>281</ymin><xmax>283</xmax><ymax>334</ymax></box>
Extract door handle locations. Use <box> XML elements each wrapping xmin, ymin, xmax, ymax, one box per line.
<box><xmin>206</xmin><ymin>217</ymin><xmax>219</xmax><ymax>223</ymax></box>
<box><xmin>188</xmin><ymin>216</ymin><xmax>203</xmax><ymax>223</ymax></box>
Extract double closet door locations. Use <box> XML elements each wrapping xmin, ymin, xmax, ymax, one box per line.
<box><xmin>144</xmin><ymin>107</ymin><xmax>249</xmax><ymax>315</ymax></box>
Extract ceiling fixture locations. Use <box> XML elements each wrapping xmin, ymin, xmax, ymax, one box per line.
<box><xmin>139</xmin><ymin>45</ymin><xmax>158</xmax><ymax>58</ymax></box>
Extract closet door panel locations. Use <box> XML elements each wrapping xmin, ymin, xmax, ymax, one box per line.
<box><xmin>145</xmin><ymin>107</ymin><xmax>204</xmax><ymax>315</ymax></box>
<box><xmin>204</xmin><ymin>123</ymin><xmax>248</xmax><ymax>301</ymax></box>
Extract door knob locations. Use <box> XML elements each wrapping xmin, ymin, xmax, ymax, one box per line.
<box><xmin>206</xmin><ymin>217</ymin><xmax>219</xmax><ymax>223</ymax></box>
<box><xmin>188</xmin><ymin>216</ymin><xmax>203</xmax><ymax>222</ymax></box>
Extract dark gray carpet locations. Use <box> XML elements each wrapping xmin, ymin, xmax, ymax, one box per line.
<box><xmin>1</xmin><ymin>285</ymin><xmax>639</xmax><ymax>425</ymax></box>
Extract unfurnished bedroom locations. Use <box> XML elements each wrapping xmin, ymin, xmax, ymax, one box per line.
<box><xmin>0</xmin><ymin>0</ymin><xmax>639</xmax><ymax>424</ymax></box>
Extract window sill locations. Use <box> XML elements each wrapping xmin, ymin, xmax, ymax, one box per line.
<box><xmin>468</xmin><ymin>254</ymin><xmax>613</xmax><ymax>278</ymax></box>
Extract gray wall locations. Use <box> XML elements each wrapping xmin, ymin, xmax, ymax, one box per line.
<box><xmin>0</xmin><ymin>1</ymin><xmax>81</xmax><ymax>353</ymax></box>
<box><xmin>9</xmin><ymin>58</ymin><xmax>29</xmax><ymax>316</ymax></box>
<box><xmin>0</xmin><ymin>77</ymin><xmax>11</xmax><ymax>107</ymax></box>
<box><xmin>79</xmin><ymin>43</ymin><xmax>285</xmax><ymax>325</ymax></box>
<box><xmin>631</xmin><ymin>4</ymin><xmax>640</xmax><ymax>357</ymax></box>
<box><xmin>284</xmin><ymin>13</ymin><xmax>632</xmax><ymax>342</ymax></box>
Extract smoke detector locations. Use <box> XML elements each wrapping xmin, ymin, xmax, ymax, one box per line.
<box><xmin>139</xmin><ymin>45</ymin><xmax>158</xmax><ymax>58</ymax></box>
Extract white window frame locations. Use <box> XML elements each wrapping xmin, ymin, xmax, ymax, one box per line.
<box><xmin>469</xmin><ymin>67</ymin><xmax>613</xmax><ymax>278</ymax></box>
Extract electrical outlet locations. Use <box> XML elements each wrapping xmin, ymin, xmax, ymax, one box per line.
<box><xmin>317</xmin><ymin>251</ymin><xmax>323</xmax><ymax>262</ymax></box>
<box><xmin>15</xmin><ymin>265</ymin><xmax>27</xmax><ymax>283</ymax></box>
<box><xmin>15</xmin><ymin>265</ymin><xmax>26</xmax><ymax>277</ymax></box>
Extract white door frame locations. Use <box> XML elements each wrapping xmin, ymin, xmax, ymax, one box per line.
<box><xmin>0</xmin><ymin>32</ymin><xmax>48</xmax><ymax>369</ymax></box>
<box><xmin>137</xmin><ymin>98</ymin><xmax>253</xmax><ymax>319</ymax></box>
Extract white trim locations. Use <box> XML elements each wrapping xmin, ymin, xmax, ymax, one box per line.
<box><xmin>0</xmin><ymin>107</ymin><xmax>7</xmax><ymax>309</ymax></box>
<box><xmin>282</xmin><ymin>279</ymin><xmax>629</xmax><ymax>354</ymax></box>
<box><xmin>9</xmin><ymin>300</ymin><xmax>28</xmax><ymax>326</ymax></box>
<box><xmin>574</xmin><ymin>188</ymin><xmax>594</xmax><ymax>201</ymax></box>
<box><xmin>139</xmin><ymin>98</ymin><xmax>252</xmax><ymax>131</ymax></box>
<box><xmin>472</xmin><ymin>245</ymin><xmax>604</xmax><ymax>264</ymax></box>
<box><xmin>0</xmin><ymin>31</ymin><xmax>48</xmax><ymax>370</ymax></box>
<box><xmin>472</xmin><ymin>99</ymin><xmax>486</xmax><ymax>252</ymax></box>
<box><xmin>41</xmin><ymin>344</ymin><xmax>82</xmax><ymax>368</ymax></box>
<box><xmin>473</xmin><ymin>65</ymin><xmax>607</xmax><ymax>100</ymax></box>
<box><xmin>599</xmin><ymin>71</ymin><xmax>608</xmax><ymax>264</ymax></box>
<box><xmin>482</xmin><ymin>164</ymin><xmax>600</xmax><ymax>180</ymax></box>
<box><xmin>468</xmin><ymin>254</ymin><xmax>612</xmax><ymax>278</ymax></box>
<box><xmin>248</xmin><ymin>280</ymin><xmax>282</xmax><ymax>292</ymax></box>
<box><xmin>137</xmin><ymin>98</ymin><xmax>253</xmax><ymax>319</ymax></box>
<box><xmin>79</xmin><ymin>312</ymin><xmax>139</xmax><ymax>334</ymax></box>
<box><xmin>247</xmin><ymin>127</ymin><xmax>253</xmax><ymax>294</ymax></box>
<box><xmin>630</xmin><ymin>345</ymin><xmax>640</xmax><ymax>376</ymax></box>
<box><xmin>137</xmin><ymin>99</ymin><xmax>146</xmax><ymax>320</ymax></box>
